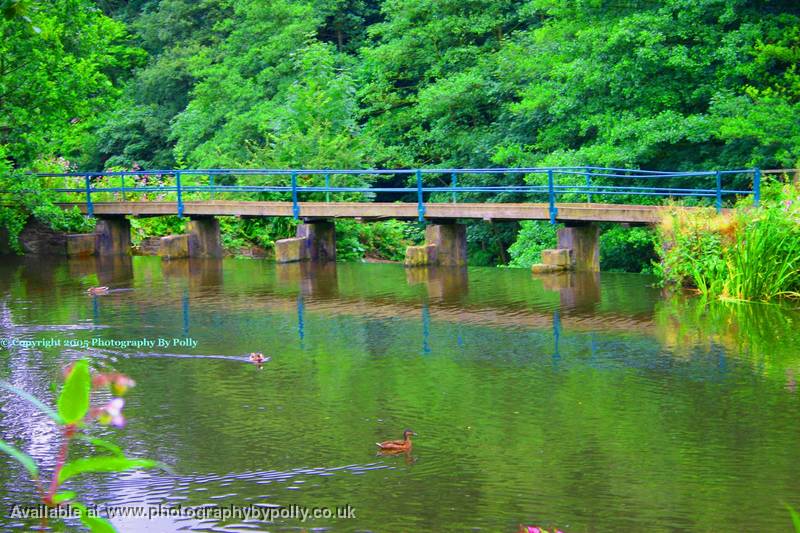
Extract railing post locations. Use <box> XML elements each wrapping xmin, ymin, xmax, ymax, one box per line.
<box><xmin>715</xmin><ymin>170</ymin><xmax>722</xmax><ymax>213</ymax></box>
<box><xmin>84</xmin><ymin>175</ymin><xmax>93</xmax><ymax>218</ymax></box>
<box><xmin>547</xmin><ymin>169</ymin><xmax>557</xmax><ymax>225</ymax></box>
<box><xmin>416</xmin><ymin>169</ymin><xmax>425</xmax><ymax>222</ymax></box>
<box><xmin>753</xmin><ymin>168</ymin><xmax>761</xmax><ymax>207</ymax></box>
<box><xmin>585</xmin><ymin>167</ymin><xmax>592</xmax><ymax>203</ymax></box>
<box><xmin>291</xmin><ymin>171</ymin><xmax>299</xmax><ymax>220</ymax></box>
<box><xmin>209</xmin><ymin>174</ymin><xmax>215</xmax><ymax>200</ymax></box>
<box><xmin>120</xmin><ymin>174</ymin><xmax>126</xmax><ymax>202</ymax></box>
<box><xmin>451</xmin><ymin>172</ymin><xmax>457</xmax><ymax>203</ymax></box>
<box><xmin>176</xmin><ymin>171</ymin><xmax>184</xmax><ymax>218</ymax></box>
<box><xmin>325</xmin><ymin>173</ymin><xmax>331</xmax><ymax>203</ymax></box>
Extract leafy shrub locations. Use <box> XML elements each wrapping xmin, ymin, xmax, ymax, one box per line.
<box><xmin>656</xmin><ymin>180</ymin><xmax>800</xmax><ymax>301</ymax></box>
<box><xmin>599</xmin><ymin>225</ymin><xmax>658</xmax><ymax>273</ymax></box>
<box><xmin>335</xmin><ymin>219</ymin><xmax>412</xmax><ymax>262</ymax></box>
<box><xmin>130</xmin><ymin>216</ymin><xmax>186</xmax><ymax>245</ymax></box>
<box><xmin>507</xmin><ymin>221</ymin><xmax>558</xmax><ymax>268</ymax></box>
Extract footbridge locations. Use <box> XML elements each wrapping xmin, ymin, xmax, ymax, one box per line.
<box><xmin>35</xmin><ymin>166</ymin><xmax>761</xmax><ymax>270</ymax></box>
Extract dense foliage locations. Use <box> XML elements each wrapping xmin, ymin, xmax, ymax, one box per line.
<box><xmin>657</xmin><ymin>180</ymin><xmax>800</xmax><ymax>301</ymax></box>
<box><xmin>2</xmin><ymin>0</ymin><xmax>800</xmax><ymax>263</ymax></box>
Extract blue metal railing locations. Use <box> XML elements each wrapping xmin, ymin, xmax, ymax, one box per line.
<box><xmin>30</xmin><ymin>167</ymin><xmax>762</xmax><ymax>223</ymax></box>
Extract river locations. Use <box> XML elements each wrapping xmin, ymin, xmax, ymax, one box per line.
<box><xmin>1</xmin><ymin>256</ymin><xmax>799</xmax><ymax>532</ymax></box>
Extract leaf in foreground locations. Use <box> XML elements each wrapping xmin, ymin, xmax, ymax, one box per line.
<box><xmin>0</xmin><ymin>379</ymin><xmax>62</xmax><ymax>423</ymax></box>
<box><xmin>0</xmin><ymin>439</ymin><xmax>38</xmax><ymax>478</ymax></box>
<box><xmin>58</xmin><ymin>359</ymin><xmax>91</xmax><ymax>424</ymax></box>
<box><xmin>58</xmin><ymin>456</ymin><xmax>164</xmax><ymax>484</ymax></box>
<box><xmin>71</xmin><ymin>502</ymin><xmax>117</xmax><ymax>533</ymax></box>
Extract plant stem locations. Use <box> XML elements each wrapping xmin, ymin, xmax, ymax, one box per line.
<box><xmin>45</xmin><ymin>425</ymin><xmax>73</xmax><ymax>505</ymax></box>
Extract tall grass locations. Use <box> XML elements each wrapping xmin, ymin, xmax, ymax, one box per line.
<box><xmin>657</xmin><ymin>181</ymin><xmax>800</xmax><ymax>302</ymax></box>
<box><xmin>726</xmin><ymin>208</ymin><xmax>800</xmax><ymax>301</ymax></box>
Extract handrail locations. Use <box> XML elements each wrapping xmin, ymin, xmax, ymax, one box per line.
<box><xmin>24</xmin><ymin>166</ymin><xmax>761</xmax><ymax>223</ymax></box>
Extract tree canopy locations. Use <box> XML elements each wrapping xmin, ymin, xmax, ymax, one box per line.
<box><xmin>2</xmin><ymin>0</ymin><xmax>799</xmax><ymax>263</ymax></box>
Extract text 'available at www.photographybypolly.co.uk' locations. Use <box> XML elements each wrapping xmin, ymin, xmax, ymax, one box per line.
<box><xmin>7</xmin><ymin>503</ymin><xmax>357</xmax><ymax>522</ymax></box>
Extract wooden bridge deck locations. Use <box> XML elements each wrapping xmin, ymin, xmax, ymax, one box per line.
<box><xmin>58</xmin><ymin>200</ymin><xmax>684</xmax><ymax>224</ymax></box>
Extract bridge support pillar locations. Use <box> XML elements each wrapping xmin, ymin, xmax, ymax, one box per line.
<box><xmin>94</xmin><ymin>217</ymin><xmax>131</xmax><ymax>256</ymax></box>
<box><xmin>424</xmin><ymin>223</ymin><xmax>467</xmax><ymax>267</ymax></box>
<box><xmin>557</xmin><ymin>223</ymin><xmax>599</xmax><ymax>272</ymax></box>
<box><xmin>188</xmin><ymin>217</ymin><xmax>222</xmax><ymax>258</ymax></box>
<box><xmin>275</xmin><ymin>221</ymin><xmax>336</xmax><ymax>263</ymax></box>
<box><xmin>297</xmin><ymin>221</ymin><xmax>336</xmax><ymax>262</ymax></box>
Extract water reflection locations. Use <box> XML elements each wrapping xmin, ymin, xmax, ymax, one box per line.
<box><xmin>405</xmin><ymin>266</ymin><xmax>469</xmax><ymax>303</ymax></box>
<box><xmin>538</xmin><ymin>270</ymin><xmax>601</xmax><ymax>311</ymax></box>
<box><xmin>2</xmin><ymin>257</ymin><xmax>800</xmax><ymax>531</ymax></box>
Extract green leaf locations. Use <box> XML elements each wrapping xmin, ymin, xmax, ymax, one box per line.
<box><xmin>52</xmin><ymin>490</ymin><xmax>76</xmax><ymax>504</ymax></box>
<box><xmin>58</xmin><ymin>456</ymin><xmax>162</xmax><ymax>484</ymax></box>
<box><xmin>57</xmin><ymin>360</ymin><xmax>91</xmax><ymax>424</ymax></box>
<box><xmin>74</xmin><ymin>435</ymin><xmax>123</xmax><ymax>457</ymax></box>
<box><xmin>0</xmin><ymin>439</ymin><xmax>38</xmax><ymax>478</ymax></box>
<box><xmin>0</xmin><ymin>379</ymin><xmax>62</xmax><ymax>423</ymax></box>
<box><xmin>786</xmin><ymin>503</ymin><xmax>800</xmax><ymax>532</ymax></box>
<box><xmin>71</xmin><ymin>502</ymin><xmax>117</xmax><ymax>533</ymax></box>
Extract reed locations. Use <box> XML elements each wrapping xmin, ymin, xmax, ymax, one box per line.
<box><xmin>657</xmin><ymin>182</ymin><xmax>800</xmax><ymax>302</ymax></box>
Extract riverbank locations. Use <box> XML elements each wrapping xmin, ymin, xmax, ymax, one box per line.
<box><xmin>657</xmin><ymin>181</ymin><xmax>800</xmax><ymax>302</ymax></box>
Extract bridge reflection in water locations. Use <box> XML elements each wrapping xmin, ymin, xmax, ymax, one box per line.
<box><xmin>72</xmin><ymin>256</ymin><xmax>632</xmax><ymax>359</ymax></box>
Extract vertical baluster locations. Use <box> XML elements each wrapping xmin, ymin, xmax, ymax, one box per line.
<box><xmin>291</xmin><ymin>171</ymin><xmax>299</xmax><ymax>220</ymax></box>
<box><xmin>547</xmin><ymin>169</ymin><xmax>557</xmax><ymax>225</ymax></box>
<box><xmin>715</xmin><ymin>170</ymin><xmax>722</xmax><ymax>213</ymax></box>
<box><xmin>753</xmin><ymin>168</ymin><xmax>761</xmax><ymax>207</ymax></box>
<box><xmin>451</xmin><ymin>172</ymin><xmax>457</xmax><ymax>203</ymax></box>
<box><xmin>85</xmin><ymin>175</ymin><xmax>93</xmax><ymax>218</ymax></box>
<box><xmin>585</xmin><ymin>167</ymin><xmax>592</xmax><ymax>203</ymax></box>
<box><xmin>176</xmin><ymin>171</ymin><xmax>183</xmax><ymax>218</ymax></box>
<box><xmin>416</xmin><ymin>169</ymin><xmax>425</xmax><ymax>222</ymax></box>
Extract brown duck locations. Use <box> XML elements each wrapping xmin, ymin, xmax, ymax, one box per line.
<box><xmin>87</xmin><ymin>286</ymin><xmax>110</xmax><ymax>295</ymax></box>
<box><xmin>248</xmin><ymin>352</ymin><xmax>269</xmax><ymax>364</ymax></box>
<box><xmin>376</xmin><ymin>429</ymin><xmax>417</xmax><ymax>452</ymax></box>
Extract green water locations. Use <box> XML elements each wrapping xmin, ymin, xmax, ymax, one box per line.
<box><xmin>1</xmin><ymin>256</ymin><xmax>800</xmax><ymax>532</ymax></box>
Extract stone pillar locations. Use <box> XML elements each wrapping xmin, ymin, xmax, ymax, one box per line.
<box><xmin>424</xmin><ymin>223</ymin><xmax>467</xmax><ymax>267</ymax></box>
<box><xmin>94</xmin><ymin>217</ymin><xmax>131</xmax><ymax>256</ymax></box>
<box><xmin>296</xmin><ymin>221</ymin><xmax>336</xmax><ymax>262</ymax></box>
<box><xmin>557</xmin><ymin>224</ymin><xmax>599</xmax><ymax>272</ymax></box>
<box><xmin>275</xmin><ymin>221</ymin><xmax>337</xmax><ymax>263</ymax></box>
<box><xmin>188</xmin><ymin>217</ymin><xmax>222</xmax><ymax>258</ymax></box>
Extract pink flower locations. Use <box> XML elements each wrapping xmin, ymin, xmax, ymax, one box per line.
<box><xmin>91</xmin><ymin>398</ymin><xmax>127</xmax><ymax>428</ymax></box>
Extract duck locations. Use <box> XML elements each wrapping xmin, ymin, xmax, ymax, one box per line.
<box><xmin>87</xmin><ymin>286</ymin><xmax>110</xmax><ymax>295</ymax></box>
<box><xmin>376</xmin><ymin>429</ymin><xmax>417</xmax><ymax>452</ymax></box>
<box><xmin>248</xmin><ymin>352</ymin><xmax>270</xmax><ymax>364</ymax></box>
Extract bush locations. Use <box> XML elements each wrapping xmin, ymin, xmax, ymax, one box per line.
<box><xmin>507</xmin><ymin>220</ymin><xmax>558</xmax><ymax>268</ymax></box>
<box><xmin>335</xmin><ymin>219</ymin><xmax>412</xmax><ymax>262</ymax></box>
<box><xmin>599</xmin><ymin>225</ymin><xmax>658</xmax><ymax>273</ymax></box>
<box><xmin>656</xmin><ymin>181</ymin><xmax>800</xmax><ymax>301</ymax></box>
<box><xmin>130</xmin><ymin>216</ymin><xmax>186</xmax><ymax>245</ymax></box>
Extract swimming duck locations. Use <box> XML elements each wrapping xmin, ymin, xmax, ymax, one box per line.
<box><xmin>248</xmin><ymin>352</ymin><xmax>269</xmax><ymax>364</ymax></box>
<box><xmin>87</xmin><ymin>286</ymin><xmax>110</xmax><ymax>295</ymax></box>
<box><xmin>376</xmin><ymin>429</ymin><xmax>417</xmax><ymax>452</ymax></box>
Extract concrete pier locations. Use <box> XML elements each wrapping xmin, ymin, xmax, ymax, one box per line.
<box><xmin>557</xmin><ymin>224</ymin><xmax>600</xmax><ymax>272</ymax></box>
<box><xmin>94</xmin><ymin>217</ymin><xmax>131</xmax><ymax>256</ymax></box>
<box><xmin>66</xmin><ymin>234</ymin><xmax>96</xmax><ymax>257</ymax></box>
<box><xmin>187</xmin><ymin>217</ymin><xmax>222</xmax><ymax>258</ymax></box>
<box><xmin>425</xmin><ymin>223</ymin><xmax>467</xmax><ymax>267</ymax></box>
<box><xmin>158</xmin><ymin>234</ymin><xmax>190</xmax><ymax>259</ymax></box>
<box><xmin>296</xmin><ymin>221</ymin><xmax>336</xmax><ymax>262</ymax></box>
<box><xmin>275</xmin><ymin>221</ymin><xmax>337</xmax><ymax>263</ymax></box>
